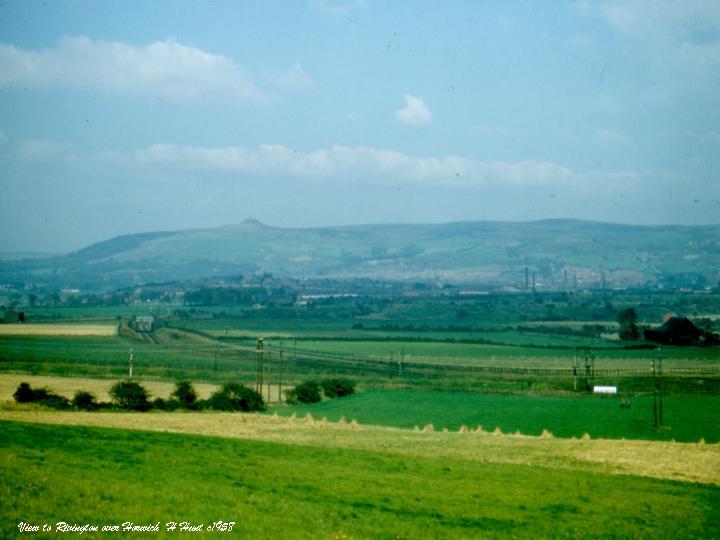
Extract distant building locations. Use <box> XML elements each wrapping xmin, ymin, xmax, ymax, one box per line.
<box><xmin>3</xmin><ymin>309</ymin><xmax>25</xmax><ymax>324</ymax></box>
<box><xmin>644</xmin><ymin>317</ymin><xmax>718</xmax><ymax>347</ymax></box>
<box><xmin>133</xmin><ymin>315</ymin><xmax>155</xmax><ymax>332</ymax></box>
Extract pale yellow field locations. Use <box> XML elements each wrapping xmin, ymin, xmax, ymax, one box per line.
<box><xmin>0</xmin><ymin>324</ymin><xmax>117</xmax><ymax>336</ymax></box>
<box><xmin>0</xmin><ymin>374</ymin><xmax>285</xmax><ymax>403</ymax></box>
<box><xmin>0</xmin><ymin>374</ymin><xmax>218</xmax><ymax>402</ymax></box>
<box><xmin>1</xmin><ymin>407</ymin><xmax>718</xmax><ymax>486</ymax></box>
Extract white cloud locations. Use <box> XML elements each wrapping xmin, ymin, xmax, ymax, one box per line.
<box><xmin>396</xmin><ymin>95</ymin><xmax>432</xmax><ymax>127</ymax></box>
<box><xmin>0</xmin><ymin>36</ymin><xmax>313</xmax><ymax>103</ymax></box>
<box><xmin>579</xmin><ymin>1</ymin><xmax>720</xmax><ymax>99</ymax></box>
<box><xmin>312</xmin><ymin>0</ymin><xmax>369</xmax><ymax>17</ymax></box>
<box><xmin>594</xmin><ymin>128</ymin><xmax>630</xmax><ymax>145</ymax></box>
<box><xmin>262</xmin><ymin>62</ymin><xmax>314</xmax><ymax>90</ymax></box>
<box><xmin>16</xmin><ymin>140</ymin><xmax>73</xmax><ymax>161</ymax></box>
<box><xmin>101</xmin><ymin>143</ymin><xmax>580</xmax><ymax>187</ymax></box>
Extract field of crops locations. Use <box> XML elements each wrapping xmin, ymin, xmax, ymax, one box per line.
<box><xmin>0</xmin><ymin>374</ymin><xmax>221</xmax><ymax>403</ymax></box>
<box><xmin>0</xmin><ymin>324</ymin><xmax>117</xmax><ymax>336</ymax></box>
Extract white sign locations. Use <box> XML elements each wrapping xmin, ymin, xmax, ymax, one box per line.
<box><xmin>593</xmin><ymin>385</ymin><xmax>617</xmax><ymax>394</ymax></box>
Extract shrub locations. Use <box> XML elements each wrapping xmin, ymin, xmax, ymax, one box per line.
<box><xmin>286</xmin><ymin>381</ymin><xmax>322</xmax><ymax>404</ymax></box>
<box><xmin>13</xmin><ymin>382</ymin><xmax>70</xmax><ymax>409</ymax></box>
<box><xmin>320</xmin><ymin>378</ymin><xmax>356</xmax><ymax>399</ymax></box>
<box><xmin>207</xmin><ymin>383</ymin><xmax>265</xmax><ymax>412</ymax></box>
<box><xmin>110</xmin><ymin>381</ymin><xmax>151</xmax><ymax>411</ymax></box>
<box><xmin>12</xmin><ymin>382</ymin><xmax>35</xmax><ymax>403</ymax></box>
<box><xmin>37</xmin><ymin>394</ymin><xmax>71</xmax><ymax>410</ymax></box>
<box><xmin>171</xmin><ymin>380</ymin><xmax>198</xmax><ymax>409</ymax></box>
<box><xmin>72</xmin><ymin>391</ymin><xmax>99</xmax><ymax>411</ymax></box>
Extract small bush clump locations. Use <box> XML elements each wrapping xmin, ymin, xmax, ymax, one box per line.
<box><xmin>286</xmin><ymin>381</ymin><xmax>322</xmax><ymax>404</ymax></box>
<box><xmin>72</xmin><ymin>391</ymin><xmax>99</xmax><ymax>411</ymax></box>
<box><xmin>171</xmin><ymin>380</ymin><xmax>199</xmax><ymax>409</ymax></box>
<box><xmin>206</xmin><ymin>383</ymin><xmax>265</xmax><ymax>412</ymax></box>
<box><xmin>13</xmin><ymin>382</ymin><xmax>70</xmax><ymax>409</ymax></box>
<box><xmin>320</xmin><ymin>378</ymin><xmax>356</xmax><ymax>398</ymax></box>
<box><xmin>110</xmin><ymin>381</ymin><xmax>151</xmax><ymax>411</ymax></box>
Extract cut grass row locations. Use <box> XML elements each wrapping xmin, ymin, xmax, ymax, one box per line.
<box><xmin>272</xmin><ymin>389</ymin><xmax>720</xmax><ymax>443</ymax></box>
<box><xmin>1</xmin><ymin>420</ymin><xmax>719</xmax><ymax>538</ymax></box>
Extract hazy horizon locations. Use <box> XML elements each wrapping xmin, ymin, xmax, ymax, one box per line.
<box><xmin>1</xmin><ymin>1</ymin><xmax>719</xmax><ymax>253</ymax></box>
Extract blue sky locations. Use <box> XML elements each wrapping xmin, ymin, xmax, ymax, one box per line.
<box><xmin>0</xmin><ymin>0</ymin><xmax>718</xmax><ymax>252</ymax></box>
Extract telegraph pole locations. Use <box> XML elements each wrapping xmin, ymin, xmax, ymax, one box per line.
<box><xmin>267</xmin><ymin>341</ymin><xmax>273</xmax><ymax>403</ymax></box>
<box><xmin>572</xmin><ymin>347</ymin><xmax>577</xmax><ymax>391</ymax></box>
<box><xmin>256</xmin><ymin>338</ymin><xmax>264</xmax><ymax>394</ymax></box>
<box><xmin>652</xmin><ymin>349</ymin><xmax>664</xmax><ymax>429</ymax></box>
<box><xmin>278</xmin><ymin>340</ymin><xmax>284</xmax><ymax>404</ymax></box>
<box><xmin>658</xmin><ymin>352</ymin><xmax>663</xmax><ymax>426</ymax></box>
<box><xmin>652</xmin><ymin>359</ymin><xmax>658</xmax><ymax>429</ymax></box>
<box><xmin>128</xmin><ymin>347</ymin><xmax>134</xmax><ymax>379</ymax></box>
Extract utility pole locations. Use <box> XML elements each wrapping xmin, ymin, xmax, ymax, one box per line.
<box><xmin>256</xmin><ymin>338</ymin><xmax>264</xmax><ymax>394</ymax></box>
<box><xmin>278</xmin><ymin>340</ymin><xmax>284</xmax><ymax>404</ymax></box>
<box><xmin>267</xmin><ymin>341</ymin><xmax>273</xmax><ymax>403</ymax></box>
<box><xmin>572</xmin><ymin>347</ymin><xmax>577</xmax><ymax>391</ymax></box>
<box><xmin>658</xmin><ymin>352</ymin><xmax>663</xmax><ymax>426</ymax></box>
<box><xmin>214</xmin><ymin>342</ymin><xmax>218</xmax><ymax>372</ymax></box>
<box><xmin>583</xmin><ymin>348</ymin><xmax>595</xmax><ymax>390</ymax></box>
<box><xmin>652</xmin><ymin>351</ymin><xmax>664</xmax><ymax>429</ymax></box>
<box><xmin>652</xmin><ymin>359</ymin><xmax>658</xmax><ymax>429</ymax></box>
<box><xmin>128</xmin><ymin>347</ymin><xmax>134</xmax><ymax>379</ymax></box>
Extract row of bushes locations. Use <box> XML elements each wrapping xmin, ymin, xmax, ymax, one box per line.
<box><xmin>285</xmin><ymin>378</ymin><xmax>355</xmax><ymax>404</ymax></box>
<box><xmin>13</xmin><ymin>380</ymin><xmax>266</xmax><ymax>412</ymax></box>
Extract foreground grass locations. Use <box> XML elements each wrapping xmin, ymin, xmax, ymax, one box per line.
<box><xmin>274</xmin><ymin>390</ymin><xmax>720</xmax><ymax>443</ymax></box>
<box><xmin>1</xmin><ymin>409</ymin><xmax>719</xmax><ymax>486</ymax></box>
<box><xmin>1</xmin><ymin>420</ymin><xmax>719</xmax><ymax>539</ymax></box>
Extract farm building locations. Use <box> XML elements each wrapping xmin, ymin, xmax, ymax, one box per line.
<box><xmin>2</xmin><ymin>309</ymin><xmax>25</xmax><ymax>324</ymax></box>
<box><xmin>644</xmin><ymin>317</ymin><xmax>718</xmax><ymax>346</ymax></box>
<box><xmin>133</xmin><ymin>315</ymin><xmax>155</xmax><ymax>332</ymax></box>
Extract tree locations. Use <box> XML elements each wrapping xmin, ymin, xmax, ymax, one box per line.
<box><xmin>617</xmin><ymin>308</ymin><xmax>640</xmax><ymax>341</ymax></box>
<box><xmin>206</xmin><ymin>383</ymin><xmax>265</xmax><ymax>412</ymax></box>
<box><xmin>72</xmin><ymin>391</ymin><xmax>99</xmax><ymax>411</ymax></box>
<box><xmin>171</xmin><ymin>380</ymin><xmax>198</xmax><ymax>409</ymax></box>
<box><xmin>13</xmin><ymin>382</ymin><xmax>35</xmax><ymax>403</ymax></box>
<box><xmin>286</xmin><ymin>381</ymin><xmax>322</xmax><ymax>404</ymax></box>
<box><xmin>320</xmin><ymin>378</ymin><xmax>356</xmax><ymax>398</ymax></box>
<box><xmin>110</xmin><ymin>381</ymin><xmax>151</xmax><ymax>411</ymax></box>
<box><xmin>12</xmin><ymin>382</ymin><xmax>69</xmax><ymax>409</ymax></box>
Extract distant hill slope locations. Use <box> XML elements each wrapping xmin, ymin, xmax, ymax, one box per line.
<box><xmin>2</xmin><ymin>219</ymin><xmax>718</xmax><ymax>291</ymax></box>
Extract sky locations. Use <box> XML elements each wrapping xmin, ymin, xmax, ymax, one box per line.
<box><xmin>0</xmin><ymin>0</ymin><xmax>719</xmax><ymax>253</ymax></box>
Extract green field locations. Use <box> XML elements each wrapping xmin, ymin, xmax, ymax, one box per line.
<box><xmin>2</xmin><ymin>420</ymin><xmax>719</xmax><ymax>539</ymax></box>
<box><xmin>274</xmin><ymin>389</ymin><xmax>720</xmax><ymax>443</ymax></box>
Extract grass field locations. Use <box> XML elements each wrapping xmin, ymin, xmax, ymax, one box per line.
<box><xmin>0</xmin><ymin>335</ymin><xmax>258</xmax><ymax>383</ymax></box>
<box><xmin>273</xmin><ymin>389</ymin><xmax>720</xmax><ymax>443</ymax></box>
<box><xmin>1</xmin><ymin>419</ymin><xmax>719</xmax><ymax>538</ymax></box>
<box><xmin>2</xmin><ymin>410</ymin><xmax>718</xmax><ymax>485</ymax></box>
<box><xmin>0</xmin><ymin>324</ymin><xmax>117</xmax><ymax>336</ymax></box>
